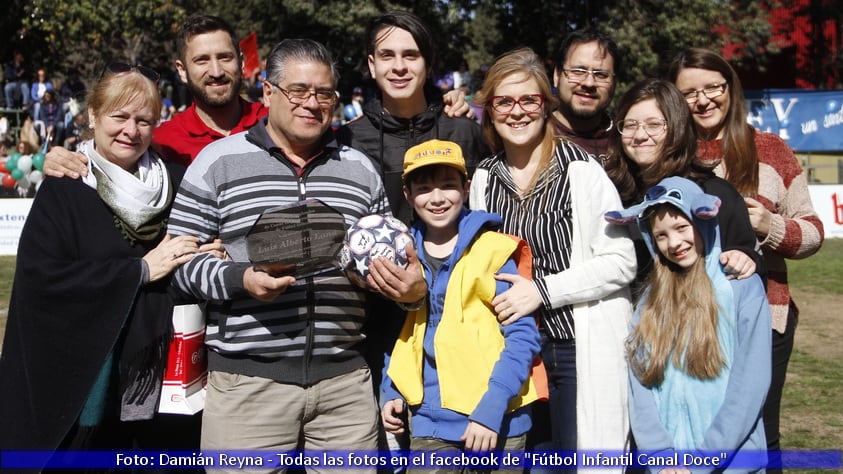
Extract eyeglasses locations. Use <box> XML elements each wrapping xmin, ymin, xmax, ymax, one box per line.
<box><xmin>562</xmin><ymin>68</ymin><xmax>614</xmax><ymax>84</ymax></box>
<box><xmin>682</xmin><ymin>83</ymin><xmax>727</xmax><ymax>104</ymax></box>
<box><xmin>490</xmin><ymin>94</ymin><xmax>544</xmax><ymax>114</ymax></box>
<box><xmin>617</xmin><ymin>118</ymin><xmax>668</xmax><ymax>137</ymax></box>
<box><xmin>268</xmin><ymin>81</ymin><xmax>339</xmax><ymax>106</ymax></box>
<box><xmin>104</xmin><ymin>62</ymin><xmax>160</xmax><ymax>83</ymax></box>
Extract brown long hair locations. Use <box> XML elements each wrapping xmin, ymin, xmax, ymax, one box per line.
<box><xmin>604</xmin><ymin>78</ymin><xmax>713</xmax><ymax>205</ymax></box>
<box><xmin>668</xmin><ymin>48</ymin><xmax>759</xmax><ymax>195</ymax></box>
<box><xmin>627</xmin><ymin>205</ymin><xmax>725</xmax><ymax>387</ymax></box>
<box><xmin>473</xmin><ymin>47</ymin><xmax>559</xmax><ymax>193</ymax></box>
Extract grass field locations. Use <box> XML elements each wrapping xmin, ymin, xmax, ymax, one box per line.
<box><xmin>1</xmin><ymin>240</ymin><xmax>842</xmax><ymax>471</ymax></box>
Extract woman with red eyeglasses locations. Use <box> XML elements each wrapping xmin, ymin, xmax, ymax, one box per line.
<box><xmin>0</xmin><ymin>63</ymin><xmax>222</xmax><ymax>462</ymax></box>
<box><xmin>469</xmin><ymin>47</ymin><xmax>636</xmax><ymax>471</ymax></box>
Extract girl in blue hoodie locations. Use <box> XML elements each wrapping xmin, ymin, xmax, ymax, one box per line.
<box><xmin>605</xmin><ymin>176</ymin><xmax>771</xmax><ymax>473</ymax></box>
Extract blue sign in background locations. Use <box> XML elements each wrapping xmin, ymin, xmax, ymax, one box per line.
<box><xmin>746</xmin><ymin>89</ymin><xmax>843</xmax><ymax>152</ymax></box>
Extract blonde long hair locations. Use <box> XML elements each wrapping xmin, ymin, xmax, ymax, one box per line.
<box><xmin>473</xmin><ymin>47</ymin><xmax>559</xmax><ymax>194</ymax></box>
<box><xmin>627</xmin><ymin>206</ymin><xmax>725</xmax><ymax>387</ymax></box>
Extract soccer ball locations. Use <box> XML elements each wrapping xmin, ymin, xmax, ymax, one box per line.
<box><xmin>340</xmin><ymin>214</ymin><xmax>415</xmax><ymax>288</ymax></box>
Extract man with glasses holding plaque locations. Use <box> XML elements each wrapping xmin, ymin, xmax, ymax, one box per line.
<box><xmin>550</xmin><ymin>28</ymin><xmax>621</xmax><ymax>159</ymax></box>
<box><xmin>167</xmin><ymin>39</ymin><xmax>425</xmax><ymax>461</ymax></box>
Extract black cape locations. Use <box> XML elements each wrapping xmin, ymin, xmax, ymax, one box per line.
<box><xmin>0</xmin><ymin>167</ymin><xmax>183</xmax><ymax>453</ymax></box>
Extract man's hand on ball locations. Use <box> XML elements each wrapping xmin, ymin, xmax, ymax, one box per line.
<box><xmin>367</xmin><ymin>244</ymin><xmax>427</xmax><ymax>303</ymax></box>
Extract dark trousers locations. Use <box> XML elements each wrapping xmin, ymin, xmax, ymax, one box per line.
<box><xmin>529</xmin><ymin>335</ymin><xmax>576</xmax><ymax>474</ymax></box>
<box><xmin>764</xmin><ymin>304</ymin><xmax>797</xmax><ymax>474</ymax></box>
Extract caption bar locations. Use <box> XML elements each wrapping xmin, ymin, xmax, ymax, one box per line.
<box><xmin>2</xmin><ymin>450</ymin><xmax>840</xmax><ymax>470</ymax></box>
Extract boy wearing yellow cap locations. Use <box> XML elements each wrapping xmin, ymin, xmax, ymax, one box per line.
<box><xmin>380</xmin><ymin>139</ymin><xmax>541</xmax><ymax>463</ymax></box>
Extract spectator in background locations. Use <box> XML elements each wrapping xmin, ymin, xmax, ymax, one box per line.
<box><xmin>59</xmin><ymin>68</ymin><xmax>87</xmax><ymax>128</ymax></box>
<box><xmin>343</xmin><ymin>86</ymin><xmax>365</xmax><ymax>121</ymax></box>
<box><xmin>63</xmin><ymin>102</ymin><xmax>87</xmax><ymax>152</ymax></box>
<box><xmin>161</xmin><ymin>96</ymin><xmax>177</xmax><ymax>121</ymax></box>
<box><xmin>0</xmin><ymin>135</ymin><xmax>17</xmax><ymax>198</ymax></box>
<box><xmin>59</xmin><ymin>69</ymin><xmax>87</xmax><ymax>105</ymax></box>
<box><xmin>35</xmin><ymin>89</ymin><xmax>63</xmax><ymax>145</ymax></box>
<box><xmin>4</xmin><ymin>51</ymin><xmax>30</xmax><ymax>109</ymax></box>
<box><xmin>19</xmin><ymin>116</ymin><xmax>41</xmax><ymax>151</ymax></box>
<box><xmin>550</xmin><ymin>28</ymin><xmax>620</xmax><ymax>158</ymax></box>
<box><xmin>452</xmin><ymin>60</ymin><xmax>472</xmax><ymax>93</ymax></box>
<box><xmin>434</xmin><ymin>66</ymin><xmax>454</xmax><ymax>93</ymax></box>
<box><xmin>30</xmin><ymin>68</ymin><xmax>55</xmax><ymax>120</ymax></box>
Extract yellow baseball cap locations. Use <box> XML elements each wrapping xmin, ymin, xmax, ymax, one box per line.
<box><xmin>402</xmin><ymin>139</ymin><xmax>467</xmax><ymax>180</ymax></box>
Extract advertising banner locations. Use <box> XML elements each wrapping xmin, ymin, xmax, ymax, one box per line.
<box><xmin>746</xmin><ymin>89</ymin><xmax>843</xmax><ymax>152</ymax></box>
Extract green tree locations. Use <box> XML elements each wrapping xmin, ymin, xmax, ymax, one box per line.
<box><xmin>601</xmin><ymin>0</ymin><xmax>775</xmax><ymax>98</ymax></box>
<box><xmin>21</xmin><ymin>0</ymin><xmax>197</xmax><ymax>81</ymax></box>
<box><xmin>10</xmin><ymin>0</ymin><xmax>828</xmax><ymax>102</ymax></box>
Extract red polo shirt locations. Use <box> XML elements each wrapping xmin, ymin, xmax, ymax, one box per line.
<box><xmin>152</xmin><ymin>98</ymin><xmax>267</xmax><ymax>166</ymax></box>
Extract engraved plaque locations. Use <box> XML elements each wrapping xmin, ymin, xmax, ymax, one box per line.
<box><xmin>246</xmin><ymin>199</ymin><xmax>347</xmax><ymax>278</ymax></box>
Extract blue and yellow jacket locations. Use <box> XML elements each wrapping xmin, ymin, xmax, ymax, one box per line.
<box><xmin>382</xmin><ymin>209</ymin><xmax>541</xmax><ymax>441</ymax></box>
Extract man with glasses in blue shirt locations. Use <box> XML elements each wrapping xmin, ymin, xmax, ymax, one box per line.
<box><xmin>550</xmin><ymin>28</ymin><xmax>621</xmax><ymax>159</ymax></box>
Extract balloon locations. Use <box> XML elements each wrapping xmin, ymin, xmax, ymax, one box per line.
<box><xmin>16</xmin><ymin>176</ymin><xmax>30</xmax><ymax>190</ymax></box>
<box><xmin>32</xmin><ymin>152</ymin><xmax>45</xmax><ymax>171</ymax></box>
<box><xmin>6</xmin><ymin>154</ymin><xmax>19</xmax><ymax>172</ymax></box>
<box><xmin>16</xmin><ymin>155</ymin><xmax>33</xmax><ymax>173</ymax></box>
<box><xmin>11</xmin><ymin>168</ymin><xmax>24</xmax><ymax>180</ymax></box>
<box><xmin>1</xmin><ymin>173</ymin><xmax>15</xmax><ymax>189</ymax></box>
<box><xmin>29</xmin><ymin>170</ymin><xmax>44</xmax><ymax>185</ymax></box>
<box><xmin>0</xmin><ymin>161</ymin><xmax>7</xmax><ymax>173</ymax></box>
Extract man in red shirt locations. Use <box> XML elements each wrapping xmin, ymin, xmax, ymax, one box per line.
<box><xmin>153</xmin><ymin>14</ymin><xmax>266</xmax><ymax>166</ymax></box>
<box><xmin>44</xmin><ymin>14</ymin><xmax>267</xmax><ymax>176</ymax></box>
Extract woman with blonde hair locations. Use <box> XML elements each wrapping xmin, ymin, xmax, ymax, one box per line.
<box><xmin>0</xmin><ymin>63</ymin><xmax>220</xmax><ymax>465</ymax></box>
<box><xmin>470</xmin><ymin>47</ymin><xmax>636</xmax><ymax>465</ymax></box>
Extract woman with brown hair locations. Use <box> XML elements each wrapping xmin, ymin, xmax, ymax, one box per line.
<box><xmin>669</xmin><ymin>47</ymin><xmax>824</xmax><ymax>472</ymax></box>
<box><xmin>603</xmin><ymin>78</ymin><xmax>761</xmax><ymax>297</ymax></box>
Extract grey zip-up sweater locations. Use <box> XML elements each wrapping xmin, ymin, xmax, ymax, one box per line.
<box><xmin>168</xmin><ymin>118</ymin><xmax>389</xmax><ymax>386</ymax></box>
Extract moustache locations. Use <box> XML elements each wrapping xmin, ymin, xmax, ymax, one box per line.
<box><xmin>204</xmin><ymin>77</ymin><xmax>233</xmax><ymax>86</ymax></box>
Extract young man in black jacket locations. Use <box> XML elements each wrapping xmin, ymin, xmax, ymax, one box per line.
<box><xmin>337</xmin><ymin>13</ymin><xmax>489</xmax><ymax>467</ymax></box>
<box><xmin>337</xmin><ymin>11</ymin><xmax>489</xmax><ymax>224</ymax></box>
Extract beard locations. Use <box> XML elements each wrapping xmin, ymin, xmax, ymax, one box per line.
<box><xmin>186</xmin><ymin>74</ymin><xmax>243</xmax><ymax>108</ymax></box>
<box><xmin>564</xmin><ymin>100</ymin><xmax>606</xmax><ymax>121</ymax></box>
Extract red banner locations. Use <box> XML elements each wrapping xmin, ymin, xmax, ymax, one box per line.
<box><xmin>240</xmin><ymin>31</ymin><xmax>260</xmax><ymax>79</ymax></box>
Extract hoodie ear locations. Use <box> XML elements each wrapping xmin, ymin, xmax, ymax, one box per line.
<box><xmin>691</xmin><ymin>195</ymin><xmax>722</xmax><ymax>220</ymax></box>
<box><xmin>604</xmin><ymin>207</ymin><xmax>641</xmax><ymax>225</ymax></box>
